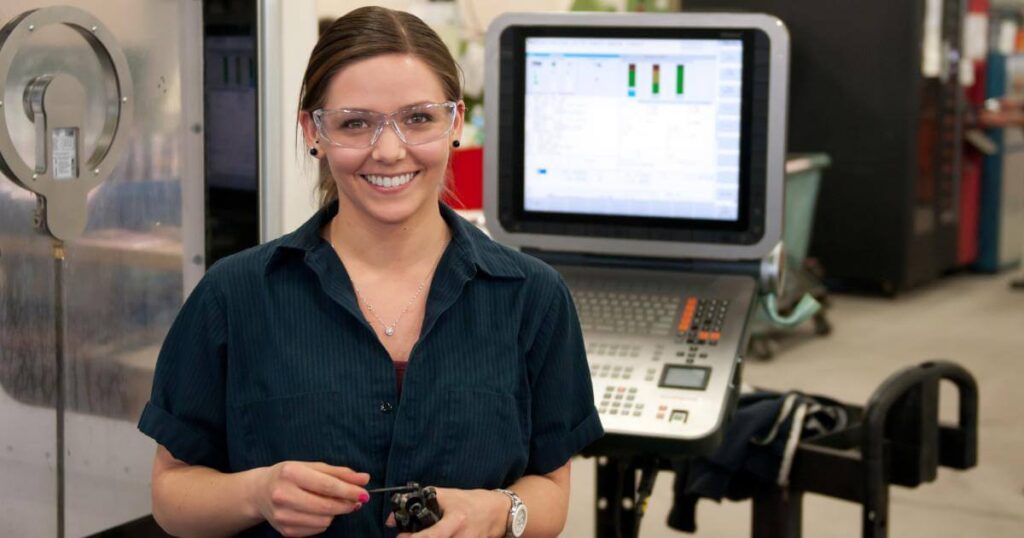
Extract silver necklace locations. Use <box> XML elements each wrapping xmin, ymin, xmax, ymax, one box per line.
<box><xmin>353</xmin><ymin>280</ymin><xmax>426</xmax><ymax>337</ymax></box>
<box><xmin>349</xmin><ymin>240</ymin><xmax>449</xmax><ymax>337</ymax></box>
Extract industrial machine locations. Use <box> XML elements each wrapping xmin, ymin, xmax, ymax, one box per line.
<box><xmin>0</xmin><ymin>2</ymin><xmax>262</xmax><ymax>535</ymax></box>
<box><xmin>484</xmin><ymin>11</ymin><xmax>789</xmax><ymax>454</ymax></box>
<box><xmin>978</xmin><ymin>52</ymin><xmax>1024</xmax><ymax>272</ymax></box>
<box><xmin>683</xmin><ymin>0</ymin><xmax>968</xmax><ymax>294</ymax></box>
<box><xmin>484</xmin><ymin>12</ymin><xmax>794</xmax><ymax>536</ymax></box>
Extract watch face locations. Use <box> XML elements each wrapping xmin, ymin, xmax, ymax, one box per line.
<box><xmin>512</xmin><ymin>505</ymin><xmax>528</xmax><ymax>536</ymax></box>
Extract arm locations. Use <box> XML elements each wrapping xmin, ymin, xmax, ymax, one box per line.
<box><xmin>506</xmin><ymin>459</ymin><xmax>572</xmax><ymax>538</ymax></box>
<box><xmin>152</xmin><ymin>445</ymin><xmax>370</xmax><ymax>538</ymax></box>
<box><xmin>151</xmin><ymin>445</ymin><xmax>264</xmax><ymax>537</ymax></box>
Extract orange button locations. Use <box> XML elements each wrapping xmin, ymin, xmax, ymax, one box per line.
<box><xmin>710</xmin><ymin>332</ymin><xmax>721</xmax><ymax>341</ymax></box>
<box><xmin>678</xmin><ymin>314</ymin><xmax>694</xmax><ymax>332</ymax></box>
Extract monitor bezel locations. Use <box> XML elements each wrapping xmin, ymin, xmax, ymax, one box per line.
<box><xmin>484</xmin><ymin>13</ymin><xmax>789</xmax><ymax>261</ymax></box>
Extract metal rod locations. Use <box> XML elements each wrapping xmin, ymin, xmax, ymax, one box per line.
<box><xmin>367</xmin><ymin>485</ymin><xmax>418</xmax><ymax>495</ymax></box>
<box><xmin>54</xmin><ymin>240</ymin><xmax>65</xmax><ymax>538</ymax></box>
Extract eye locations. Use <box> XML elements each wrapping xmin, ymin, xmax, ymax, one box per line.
<box><xmin>405</xmin><ymin>111</ymin><xmax>435</xmax><ymax>125</ymax></box>
<box><xmin>339</xmin><ymin>118</ymin><xmax>371</xmax><ymax>130</ymax></box>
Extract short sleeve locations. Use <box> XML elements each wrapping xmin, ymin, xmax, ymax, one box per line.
<box><xmin>137</xmin><ymin>276</ymin><xmax>229</xmax><ymax>470</ymax></box>
<box><xmin>525</xmin><ymin>278</ymin><xmax>604</xmax><ymax>475</ymax></box>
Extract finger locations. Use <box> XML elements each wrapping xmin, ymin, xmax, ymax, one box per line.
<box><xmin>385</xmin><ymin>513</ymin><xmax>396</xmax><ymax>527</ymax></box>
<box><xmin>273</xmin><ymin>483</ymin><xmax>361</xmax><ymax>516</ymax></box>
<box><xmin>311</xmin><ymin>462</ymin><xmax>371</xmax><ymax>486</ymax></box>
<box><xmin>281</xmin><ymin>463</ymin><xmax>367</xmax><ymax>503</ymax></box>
<box><xmin>409</xmin><ymin>510</ymin><xmax>464</xmax><ymax>538</ymax></box>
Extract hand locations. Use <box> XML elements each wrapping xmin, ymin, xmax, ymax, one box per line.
<box><xmin>387</xmin><ymin>487</ymin><xmax>510</xmax><ymax>538</ymax></box>
<box><xmin>252</xmin><ymin>461</ymin><xmax>371</xmax><ymax>537</ymax></box>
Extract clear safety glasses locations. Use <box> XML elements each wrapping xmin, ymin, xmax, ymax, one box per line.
<box><xmin>312</xmin><ymin>101</ymin><xmax>457</xmax><ymax>149</ymax></box>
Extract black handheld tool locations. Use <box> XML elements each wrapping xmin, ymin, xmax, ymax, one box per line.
<box><xmin>368</xmin><ymin>482</ymin><xmax>443</xmax><ymax>533</ymax></box>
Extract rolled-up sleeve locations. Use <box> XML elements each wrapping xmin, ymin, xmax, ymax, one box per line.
<box><xmin>137</xmin><ymin>276</ymin><xmax>229</xmax><ymax>471</ymax></box>
<box><xmin>525</xmin><ymin>278</ymin><xmax>604</xmax><ymax>476</ymax></box>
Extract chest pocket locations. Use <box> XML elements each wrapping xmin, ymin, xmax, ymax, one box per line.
<box><xmin>237</xmin><ymin>392</ymin><xmax>379</xmax><ymax>470</ymax></box>
<box><xmin>440</xmin><ymin>389</ymin><xmax>529</xmax><ymax>489</ymax></box>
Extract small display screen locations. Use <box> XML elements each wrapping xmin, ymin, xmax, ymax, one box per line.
<box><xmin>660</xmin><ymin>365</ymin><xmax>709</xmax><ymax>390</ymax></box>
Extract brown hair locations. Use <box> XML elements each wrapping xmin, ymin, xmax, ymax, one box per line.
<box><xmin>300</xmin><ymin>7</ymin><xmax>463</xmax><ymax>207</ymax></box>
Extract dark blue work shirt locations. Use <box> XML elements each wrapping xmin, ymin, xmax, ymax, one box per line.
<box><xmin>138</xmin><ymin>202</ymin><xmax>603</xmax><ymax>537</ymax></box>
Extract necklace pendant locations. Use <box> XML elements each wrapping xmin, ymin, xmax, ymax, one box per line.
<box><xmin>384</xmin><ymin>326</ymin><xmax>395</xmax><ymax>336</ymax></box>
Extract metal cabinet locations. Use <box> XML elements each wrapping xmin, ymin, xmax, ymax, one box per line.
<box><xmin>683</xmin><ymin>0</ymin><xmax>967</xmax><ymax>293</ymax></box>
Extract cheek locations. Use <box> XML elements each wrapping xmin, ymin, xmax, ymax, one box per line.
<box><xmin>413</xmin><ymin>145</ymin><xmax>451</xmax><ymax>173</ymax></box>
<box><xmin>325</xmin><ymin>151</ymin><xmax>367</xmax><ymax>178</ymax></box>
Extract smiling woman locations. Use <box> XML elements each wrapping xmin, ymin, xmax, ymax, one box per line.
<box><xmin>299</xmin><ymin>7</ymin><xmax>465</xmax><ymax>210</ymax></box>
<box><xmin>138</xmin><ymin>6</ymin><xmax>603</xmax><ymax>538</ymax></box>
<box><xmin>300</xmin><ymin>53</ymin><xmax>462</xmax><ymax>228</ymax></box>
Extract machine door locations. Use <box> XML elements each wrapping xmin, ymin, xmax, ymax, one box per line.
<box><xmin>0</xmin><ymin>2</ymin><xmax>204</xmax><ymax>535</ymax></box>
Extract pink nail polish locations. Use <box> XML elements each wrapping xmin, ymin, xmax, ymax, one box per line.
<box><xmin>358</xmin><ymin>492</ymin><xmax>370</xmax><ymax>503</ymax></box>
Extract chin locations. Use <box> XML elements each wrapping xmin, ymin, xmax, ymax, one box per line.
<box><xmin>365</xmin><ymin>197</ymin><xmax>438</xmax><ymax>226</ymax></box>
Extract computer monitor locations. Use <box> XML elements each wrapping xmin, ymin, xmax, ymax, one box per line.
<box><xmin>484</xmin><ymin>12</ymin><xmax>789</xmax><ymax>261</ymax></box>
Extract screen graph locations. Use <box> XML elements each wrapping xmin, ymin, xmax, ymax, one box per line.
<box><xmin>523</xmin><ymin>37</ymin><xmax>743</xmax><ymax>221</ymax></box>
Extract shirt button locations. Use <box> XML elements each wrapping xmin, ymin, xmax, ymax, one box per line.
<box><xmin>379</xmin><ymin>401</ymin><xmax>394</xmax><ymax>414</ymax></box>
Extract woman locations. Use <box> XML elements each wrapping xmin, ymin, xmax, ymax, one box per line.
<box><xmin>139</xmin><ymin>7</ymin><xmax>602</xmax><ymax>537</ymax></box>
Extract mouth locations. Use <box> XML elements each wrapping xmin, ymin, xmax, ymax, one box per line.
<box><xmin>360</xmin><ymin>171</ymin><xmax>418</xmax><ymax>190</ymax></box>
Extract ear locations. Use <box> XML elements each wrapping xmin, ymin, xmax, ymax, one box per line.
<box><xmin>298</xmin><ymin>110</ymin><xmax>319</xmax><ymax>147</ymax></box>
<box><xmin>451</xmin><ymin>100</ymin><xmax>466</xmax><ymax>145</ymax></box>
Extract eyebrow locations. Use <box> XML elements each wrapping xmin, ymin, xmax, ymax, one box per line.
<box><xmin>325</xmin><ymin>101</ymin><xmax>440</xmax><ymax>113</ymax></box>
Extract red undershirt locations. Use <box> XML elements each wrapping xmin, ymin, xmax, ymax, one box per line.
<box><xmin>394</xmin><ymin>360</ymin><xmax>408</xmax><ymax>397</ymax></box>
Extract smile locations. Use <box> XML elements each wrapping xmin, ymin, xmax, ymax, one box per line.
<box><xmin>361</xmin><ymin>172</ymin><xmax>417</xmax><ymax>189</ymax></box>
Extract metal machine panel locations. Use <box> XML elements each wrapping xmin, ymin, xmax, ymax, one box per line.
<box><xmin>998</xmin><ymin>55</ymin><xmax>1024</xmax><ymax>268</ymax></box>
<box><xmin>0</xmin><ymin>1</ymin><xmax>203</xmax><ymax>535</ymax></box>
<box><xmin>558</xmin><ymin>266</ymin><xmax>754</xmax><ymax>449</ymax></box>
<box><xmin>0</xmin><ymin>188</ymin><xmax>59</xmax><ymax>537</ymax></box>
<box><xmin>1001</xmin><ymin>126</ymin><xmax>1024</xmax><ymax>266</ymax></box>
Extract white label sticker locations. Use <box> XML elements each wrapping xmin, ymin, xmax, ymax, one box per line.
<box><xmin>52</xmin><ymin>128</ymin><xmax>78</xmax><ymax>180</ymax></box>
<box><xmin>921</xmin><ymin>0</ymin><xmax>943</xmax><ymax>77</ymax></box>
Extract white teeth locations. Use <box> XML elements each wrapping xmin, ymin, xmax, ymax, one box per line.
<box><xmin>363</xmin><ymin>172</ymin><xmax>415</xmax><ymax>188</ymax></box>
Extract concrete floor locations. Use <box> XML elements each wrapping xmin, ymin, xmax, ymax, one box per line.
<box><xmin>564</xmin><ymin>271</ymin><xmax>1024</xmax><ymax>537</ymax></box>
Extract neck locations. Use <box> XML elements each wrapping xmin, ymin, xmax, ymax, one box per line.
<box><xmin>329</xmin><ymin>200</ymin><xmax>450</xmax><ymax>270</ymax></box>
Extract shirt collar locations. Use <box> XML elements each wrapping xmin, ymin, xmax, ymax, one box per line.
<box><xmin>265</xmin><ymin>201</ymin><xmax>524</xmax><ymax>280</ymax></box>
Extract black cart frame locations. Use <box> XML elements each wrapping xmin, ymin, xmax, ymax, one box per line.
<box><xmin>592</xmin><ymin>361</ymin><xmax>978</xmax><ymax>538</ymax></box>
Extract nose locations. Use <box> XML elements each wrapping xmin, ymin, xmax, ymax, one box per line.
<box><xmin>371</xmin><ymin>119</ymin><xmax>406</xmax><ymax>163</ymax></box>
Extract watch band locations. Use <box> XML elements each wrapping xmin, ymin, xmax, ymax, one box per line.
<box><xmin>495</xmin><ymin>488</ymin><xmax>525</xmax><ymax>538</ymax></box>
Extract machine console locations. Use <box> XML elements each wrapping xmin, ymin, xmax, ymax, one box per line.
<box><xmin>562</xmin><ymin>265</ymin><xmax>755</xmax><ymax>449</ymax></box>
<box><xmin>485</xmin><ymin>12</ymin><xmax>789</xmax><ymax>455</ymax></box>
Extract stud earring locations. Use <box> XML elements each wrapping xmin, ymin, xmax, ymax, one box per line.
<box><xmin>309</xmin><ymin>147</ymin><xmax>318</xmax><ymax>156</ymax></box>
<box><xmin>452</xmin><ymin>140</ymin><xmax>461</xmax><ymax>148</ymax></box>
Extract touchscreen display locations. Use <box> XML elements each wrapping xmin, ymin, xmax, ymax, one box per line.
<box><xmin>523</xmin><ymin>37</ymin><xmax>743</xmax><ymax>222</ymax></box>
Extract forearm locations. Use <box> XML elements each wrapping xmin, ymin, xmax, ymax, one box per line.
<box><xmin>509</xmin><ymin>468</ymin><xmax>571</xmax><ymax>538</ymax></box>
<box><xmin>152</xmin><ymin>463</ymin><xmax>265</xmax><ymax>537</ymax></box>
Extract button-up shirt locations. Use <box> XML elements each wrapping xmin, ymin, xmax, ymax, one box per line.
<box><xmin>138</xmin><ymin>202</ymin><xmax>603</xmax><ymax>537</ymax></box>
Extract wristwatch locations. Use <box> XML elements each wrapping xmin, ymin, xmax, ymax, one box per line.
<box><xmin>495</xmin><ymin>488</ymin><xmax>527</xmax><ymax>538</ymax></box>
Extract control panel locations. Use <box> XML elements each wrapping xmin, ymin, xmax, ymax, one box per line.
<box><xmin>560</xmin><ymin>265</ymin><xmax>757</xmax><ymax>445</ymax></box>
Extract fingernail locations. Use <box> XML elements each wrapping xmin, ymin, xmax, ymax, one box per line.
<box><xmin>354</xmin><ymin>502</ymin><xmax>363</xmax><ymax>511</ymax></box>
<box><xmin>358</xmin><ymin>492</ymin><xmax>370</xmax><ymax>503</ymax></box>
